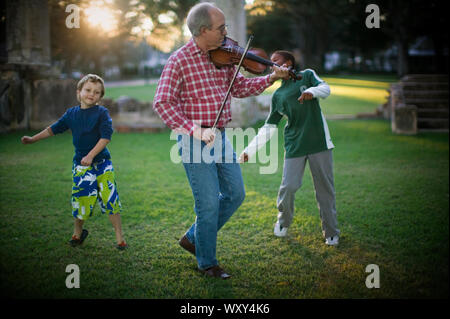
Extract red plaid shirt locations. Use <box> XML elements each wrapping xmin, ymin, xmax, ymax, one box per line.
<box><xmin>153</xmin><ymin>38</ymin><xmax>272</xmax><ymax>135</ymax></box>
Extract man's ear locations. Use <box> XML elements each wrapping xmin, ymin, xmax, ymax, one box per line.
<box><xmin>199</xmin><ymin>26</ymin><xmax>208</xmax><ymax>35</ymax></box>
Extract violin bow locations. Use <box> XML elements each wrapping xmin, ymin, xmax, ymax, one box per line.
<box><xmin>211</xmin><ymin>35</ymin><xmax>254</xmax><ymax>130</ymax></box>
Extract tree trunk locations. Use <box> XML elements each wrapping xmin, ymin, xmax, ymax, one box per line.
<box><xmin>397</xmin><ymin>39</ymin><xmax>409</xmax><ymax>77</ymax></box>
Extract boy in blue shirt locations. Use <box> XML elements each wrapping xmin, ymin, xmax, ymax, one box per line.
<box><xmin>21</xmin><ymin>74</ymin><xmax>127</xmax><ymax>250</ymax></box>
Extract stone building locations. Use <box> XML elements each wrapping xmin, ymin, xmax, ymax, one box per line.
<box><xmin>0</xmin><ymin>0</ymin><xmax>79</xmax><ymax>133</ymax></box>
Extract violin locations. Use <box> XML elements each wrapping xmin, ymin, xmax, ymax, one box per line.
<box><xmin>209</xmin><ymin>37</ymin><xmax>302</xmax><ymax>81</ymax></box>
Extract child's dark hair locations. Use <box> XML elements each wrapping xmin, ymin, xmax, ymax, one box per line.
<box><xmin>273</xmin><ymin>50</ymin><xmax>296</xmax><ymax>68</ymax></box>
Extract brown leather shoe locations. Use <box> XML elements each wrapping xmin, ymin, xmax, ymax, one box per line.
<box><xmin>199</xmin><ymin>265</ymin><xmax>231</xmax><ymax>279</ymax></box>
<box><xmin>179</xmin><ymin>235</ymin><xmax>195</xmax><ymax>256</ymax></box>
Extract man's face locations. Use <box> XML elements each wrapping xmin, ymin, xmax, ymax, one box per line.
<box><xmin>202</xmin><ymin>8</ymin><xmax>227</xmax><ymax>51</ymax></box>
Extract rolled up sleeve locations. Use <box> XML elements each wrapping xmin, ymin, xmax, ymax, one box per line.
<box><xmin>230</xmin><ymin>68</ymin><xmax>272</xmax><ymax>98</ymax></box>
<box><xmin>50</xmin><ymin>110</ymin><xmax>70</xmax><ymax>135</ymax></box>
<box><xmin>153</xmin><ymin>57</ymin><xmax>195</xmax><ymax>135</ymax></box>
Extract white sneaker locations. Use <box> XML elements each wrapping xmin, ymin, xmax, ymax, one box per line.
<box><xmin>325</xmin><ymin>235</ymin><xmax>339</xmax><ymax>246</ymax></box>
<box><xmin>274</xmin><ymin>221</ymin><xmax>288</xmax><ymax>237</ymax></box>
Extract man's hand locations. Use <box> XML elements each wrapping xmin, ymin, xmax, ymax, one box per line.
<box><xmin>269</xmin><ymin>64</ymin><xmax>290</xmax><ymax>83</ymax></box>
<box><xmin>193</xmin><ymin>126</ymin><xmax>216</xmax><ymax>145</ymax></box>
<box><xmin>238</xmin><ymin>152</ymin><xmax>249</xmax><ymax>163</ymax></box>
<box><xmin>298</xmin><ymin>92</ymin><xmax>314</xmax><ymax>104</ymax></box>
<box><xmin>81</xmin><ymin>155</ymin><xmax>93</xmax><ymax>166</ymax></box>
<box><xmin>21</xmin><ymin>136</ymin><xmax>35</xmax><ymax>144</ymax></box>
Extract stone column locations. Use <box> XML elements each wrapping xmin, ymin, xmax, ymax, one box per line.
<box><xmin>6</xmin><ymin>0</ymin><xmax>51</xmax><ymax>66</ymax></box>
<box><xmin>389</xmin><ymin>83</ymin><xmax>418</xmax><ymax>135</ymax></box>
<box><xmin>1</xmin><ymin>0</ymin><xmax>57</xmax><ymax>132</ymax></box>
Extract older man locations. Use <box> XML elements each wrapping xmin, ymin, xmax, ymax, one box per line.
<box><xmin>153</xmin><ymin>2</ymin><xmax>288</xmax><ymax>279</ymax></box>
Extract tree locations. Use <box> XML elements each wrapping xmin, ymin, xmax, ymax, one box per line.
<box><xmin>141</xmin><ymin>0</ymin><xmax>198</xmax><ymax>51</ymax></box>
<box><xmin>49</xmin><ymin>0</ymin><xmax>143</xmax><ymax>75</ymax></box>
<box><xmin>382</xmin><ymin>0</ymin><xmax>449</xmax><ymax>76</ymax></box>
<box><xmin>248</xmin><ymin>0</ymin><xmax>450</xmax><ymax>75</ymax></box>
<box><xmin>246</xmin><ymin>0</ymin><xmax>359</xmax><ymax>72</ymax></box>
<box><xmin>246</xmin><ymin>5</ymin><xmax>295</xmax><ymax>57</ymax></box>
<box><xmin>48</xmin><ymin>0</ymin><xmax>199</xmax><ymax>75</ymax></box>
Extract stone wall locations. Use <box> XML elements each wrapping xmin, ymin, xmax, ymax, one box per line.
<box><xmin>30</xmin><ymin>79</ymin><xmax>79</xmax><ymax>129</ymax></box>
<box><xmin>0</xmin><ymin>71</ymin><xmax>79</xmax><ymax>132</ymax></box>
<box><xmin>0</xmin><ymin>69</ymin><xmax>26</xmax><ymax>132</ymax></box>
<box><xmin>101</xmin><ymin>96</ymin><xmax>166</xmax><ymax>133</ymax></box>
<box><xmin>6</xmin><ymin>0</ymin><xmax>51</xmax><ymax>66</ymax></box>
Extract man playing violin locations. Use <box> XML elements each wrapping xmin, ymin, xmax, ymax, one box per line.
<box><xmin>153</xmin><ymin>2</ymin><xmax>289</xmax><ymax>279</ymax></box>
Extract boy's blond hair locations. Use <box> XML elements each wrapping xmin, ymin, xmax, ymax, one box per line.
<box><xmin>76</xmin><ymin>74</ymin><xmax>105</xmax><ymax>101</ymax></box>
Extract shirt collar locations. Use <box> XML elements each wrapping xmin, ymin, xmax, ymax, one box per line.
<box><xmin>186</xmin><ymin>38</ymin><xmax>204</xmax><ymax>56</ymax></box>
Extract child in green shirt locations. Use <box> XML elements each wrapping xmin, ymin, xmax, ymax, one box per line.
<box><xmin>240</xmin><ymin>51</ymin><xmax>340</xmax><ymax>246</ymax></box>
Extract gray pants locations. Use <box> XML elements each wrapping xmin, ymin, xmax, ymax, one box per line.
<box><xmin>277</xmin><ymin>149</ymin><xmax>339</xmax><ymax>238</ymax></box>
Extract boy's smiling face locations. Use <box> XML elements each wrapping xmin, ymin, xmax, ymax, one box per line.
<box><xmin>78</xmin><ymin>81</ymin><xmax>103</xmax><ymax>108</ymax></box>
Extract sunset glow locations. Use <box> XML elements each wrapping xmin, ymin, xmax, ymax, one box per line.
<box><xmin>84</xmin><ymin>3</ymin><xmax>118</xmax><ymax>34</ymax></box>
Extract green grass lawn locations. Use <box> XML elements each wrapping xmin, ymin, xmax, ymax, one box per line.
<box><xmin>105</xmin><ymin>84</ymin><xmax>158</xmax><ymax>102</ymax></box>
<box><xmin>0</xmin><ymin>119</ymin><xmax>448</xmax><ymax>299</ymax></box>
<box><xmin>104</xmin><ymin>74</ymin><xmax>397</xmax><ymax>116</ymax></box>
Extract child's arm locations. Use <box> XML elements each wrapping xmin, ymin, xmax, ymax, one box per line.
<box><xmin>23</xmin><ymin>108</ymin><xmax>71</xmax><ymax>144</ymax></box>
<box><xmin>239</xmin><ymin>97</ymin><xmax>283</xmax><ymax>163</ymax></box>
<box><xmin>21</xmin><ymin>127</ymin><xmax>54</xmax><ymax>144</ymax></box>
<box><xmin>80</xmin><ymin>138</ymin><xmax>110</xmax><ymax>166</ymax></box>
<box><xmin>298</xmin><ymin>82</ymin><xmax>330</xmax><ymax>103</ymax></box>
<box><xmin>239</xmin><ymin>124</ymin><xmax>277</xmax><ymax>163</ymax></box>
<box><xmin>298</xmin><ymin>69</ymin><xmax>331</xmax><ymax>104</ymax></box>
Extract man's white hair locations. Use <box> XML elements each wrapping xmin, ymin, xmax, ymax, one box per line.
<box><xmin>186</xmin><ymin>2</ymin><xmax>219</xmax><ymax>37</ymax></box>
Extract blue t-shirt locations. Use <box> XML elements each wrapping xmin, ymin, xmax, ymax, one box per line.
<box><xmin>50</xmin><ymin>105</ymin><xmax>113</xmax><ymax>165</ymax></box>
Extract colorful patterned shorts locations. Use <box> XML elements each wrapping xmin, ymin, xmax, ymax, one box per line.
<box><xmin>71</xmin><ymin>159</ymin><xmax>122</xmax><ymax>220</ymax></box>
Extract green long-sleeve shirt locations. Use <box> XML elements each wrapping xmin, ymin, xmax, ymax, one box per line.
<box><xmin>266</xmin><ymin>69</ymin><xmax>334</xmax><ymax>158</ymax></box>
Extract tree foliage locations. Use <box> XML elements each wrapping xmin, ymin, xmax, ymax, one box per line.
<box><xmin>49</xmin><ymin>0</ymin><xmax>448</xmax><ymax>76</ymax></box>
<box><xmin>247</xmin><ymin>0</ymin><xmax>448</xmax><ymax>74</ymax></box>
<box><xmin>48</xmin><ymin>0</ymin><xmax>199</xmax><ymax>75</ymax></box>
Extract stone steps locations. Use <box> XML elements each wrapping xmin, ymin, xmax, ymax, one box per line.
<box><xmin>417</xmin><ymin>128</ymin><xmax>449</xmax><ymax>133</ymax></box>
<box><xmin>390</xmin><ymin>74</ymin><xmax>449</xmax><ymax>134</ymax></box>
<box><xmin>403</xmin><ymin>98</ymin><xmax>449</xmax><ymax>109</ymax></box>
<box><xmin>401</xmin><ymin>82</ymin><xmax>449</xmax><ymax>91</ymax></box>
<box><xmin>404</xmin><ymin>75</ymin><xmax>448</xmax><ymax>132</ymax></box>
<box><xmin>417</xmin><ymin>118</ymin><xmax>449</xmax><ymax>130</ymax></box>
<box><xmin>403</xmin><ymin>90</ymin><xmax>449</xmax><ymax>100</ymax></box>
<box><xmin>417</xmin><ymin>108</ymin><xmax>449</xmax><ymax>118</ymax></box>
<box><xmin>401</xmin><ymin>74</ymin><xmax>449</xmax><ymax>82</ymax></box>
